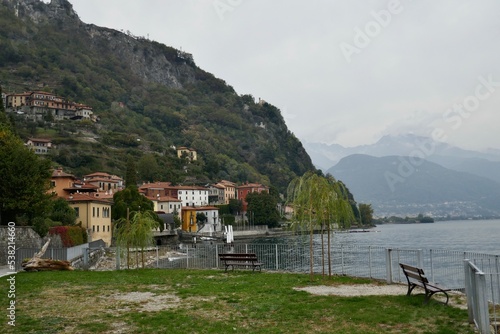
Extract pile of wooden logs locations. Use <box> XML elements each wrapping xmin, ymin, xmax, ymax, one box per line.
<box><xmin>22</xmin><ymin>239</ymin><xmax>74</xmax><ymax>271</ymax></box>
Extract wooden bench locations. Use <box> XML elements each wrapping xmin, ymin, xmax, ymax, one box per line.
<box><xmin>399</xmin><ymin>263</ymin><xmax>452</xmax><ymax>304</ymax></box>
<box><xmin>218</xmin><ymin>253</ymin><xmax>262</xmax><ymax>272</ymax></box>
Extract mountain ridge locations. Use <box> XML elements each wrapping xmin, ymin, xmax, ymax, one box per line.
<box><xmin>329</xmin><ymin>154</ymin><xmax>500</xmax><ymax>218</ymax></box>
<box><xmin>0</xmin><ymin>0</ymin><xmax>315</xmax><ymax>192</ymax></box>
<box><xmin>306</xmin><ymin>134</ymin><xmax>500</xmax><ymax>184</ymax></box>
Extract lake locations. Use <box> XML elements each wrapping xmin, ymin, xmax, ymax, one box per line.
<box><xmin>254</xmin><ymin>219</ymin><xmax>500</xmax><ymax>255</ymax></box>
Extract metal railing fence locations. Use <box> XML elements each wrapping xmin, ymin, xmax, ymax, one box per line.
<box><xmin>464</xmin><ymin>259</ymin><xmax>500</xmax><ymax>334</ymax></box>
<box><xmin>144</xmin><ymin>243</ymin><xmax>500</xmax><ymax>295</ymax></box>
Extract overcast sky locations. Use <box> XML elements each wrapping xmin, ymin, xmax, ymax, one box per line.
<box><xmin>67</xmin><ymin>0</ymin><xmax>500</xmax><ymax>151</ymax></box>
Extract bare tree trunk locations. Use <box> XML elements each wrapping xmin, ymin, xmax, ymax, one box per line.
<box><xmin>327</xmin><ymin>219</ymin><xmax>332</xmax><ymax>277</ymax></box>
<box><xmin>309</xmin><ymin>217</ymin><xmax>314</xmax><ymax>281</ymax></box>
<box><xmin>22</xmin><ymin>239</ymin><xmax>74</xmax><ymax>271</ymax></box>
<box><xmin>321</xmin><ymin>222</ymin><xmax>325</xmax><ymax>277</ymax></box>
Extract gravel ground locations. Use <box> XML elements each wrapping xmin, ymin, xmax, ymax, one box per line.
<box><xmin>294</xmin><ymin>284</ymin><xmax>467</xmax><ymax>309</ymax></box>
<box><xmin>294</xmin><ymin>284</ymin><xmax>407</xmax><ymax>296</ymax></box>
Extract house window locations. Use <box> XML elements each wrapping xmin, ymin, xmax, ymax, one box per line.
<box><xmin>107</xmin><ymin>225</ymin><xmax>110</xmax><ymax>232</ymax></box>
<box><xmin>74</xmin><ymin>207</ymin><xmax>79</xmax><ymax>217</ymax></box>
<box><xmin>103</xmin><ymin>225</ymin><xmax>105</xmax><ymax>232</ymax></box>
<box><xmin>160</xmin><ymin>205</ymin><xmax>163</xmax><ymax>210</ymax></box>
<box><xmin>97</xmin><ymin>207</ymin><xmax>100</xmax><ymax>217</ymax></box>
<box><xmin>92</xmin><ymin>207</ymin><xmax>95</xmax><ymax>217</ymax></box>
<box><xmin>97</xmin><ymin>225</ymin><xmax>99</xmax><ymax>232</ymax></box>
<box><xmin>92</xmin><ymin>225</ymin><xmax>95</xmax><ymax>232</ymax></box>
<box><xmin>51</xmin><ymin>181</ymin><xmax>56</xmax><ymax>187</ymax></box>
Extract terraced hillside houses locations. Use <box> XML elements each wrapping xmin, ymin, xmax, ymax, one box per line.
<box><xmin>4</xmin><ymin>91</ymin><xmax>95</xmax><ymax>122</ymax></box>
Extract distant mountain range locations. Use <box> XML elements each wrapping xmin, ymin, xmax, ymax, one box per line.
<box><xmin>328</xmin><ymin>154</ymin><xmax>500</xmax><ymax>218</ymax></box>
<box><xmin>302</xmin><ymin>135</ymin><xmax>500</xmax><ymax>218</ymax></box>
<box><xmin>305</xmin><ymin>134</ymin><xmax>500</xmax><ymax>184</ymax></box>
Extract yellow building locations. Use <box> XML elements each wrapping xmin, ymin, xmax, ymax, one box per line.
<box><xmin>67</xmin><ymin>193</ymin><xmax>113</xmax><ymax>246</ymax></box>
<box><xmin>218</xmin><ymin>180</ymin><xmax>237</xmax><ymax>204</ymax></box>
<box><xmin>50</xmin><ymin>167</ymin><xmax>77</xmax><ymax>197</ymax></box>
<box><xmin>181</xmin><ymin>207</ymin><xmax>199</xmax><ymax>232</ymax></box>
<box><xmin>6</xmin><ymin>92</ymin><xmax>30</xmax><ymax>108</ymax></box>
<box><xmin>181</xmin><ymin>206</ymin><xmax>220</xmax><ymax>233</ymax></box>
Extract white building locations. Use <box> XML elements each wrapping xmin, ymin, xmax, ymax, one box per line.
<box><xmin>177</xmin><ymin>186</ymin><xmax>209</xmax><ymax>207</ymax></box>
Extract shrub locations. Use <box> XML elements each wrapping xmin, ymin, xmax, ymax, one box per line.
<box><xmin>49</xmin><ymin>225</ymin><xmax>87</xmax><ymax>247</ymax></box>
<box><xmin>33</xmin><ymin>217</ymin><xmax>60</xmax><ymax>237</ymax></box>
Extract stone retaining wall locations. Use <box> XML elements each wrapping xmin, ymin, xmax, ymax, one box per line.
<box><xmin>0</xmin><ymin>226</ymin><xmax>63</xmax><ymax>265</ymax></box>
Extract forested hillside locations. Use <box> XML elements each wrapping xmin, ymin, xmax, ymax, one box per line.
<box><xmin>0</xmin><ymin>0</ymin><xmax>314</xmax><ymax>192</ymax></box>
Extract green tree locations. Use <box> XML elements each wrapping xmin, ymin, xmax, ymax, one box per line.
<box><xmin>49</xmin><ymin>197</ymin><xmax>77</xmax><ymax>225</ymax></box>
<box><xmin>173</xmin><ymin>209</ymin><xmax>182</xmax><ymax>228</ymax></box>
<box><xmin>246</xmin><ymin>191</ymin><xmax>280</xmax><ymax>227</ymax></box>
<box><xmin>286</xmin><ymin>172</ymin><xmax>354</xmax><ymax>280</ymax></box>
<box><xmin>131</xmin><ymin>210</ymin><xmax>159</xmax><ymax>267</ymax></box>
<box><xmin>125</xmin><ymin>156</ymin><xmax>138</xmax><ymax>188</ymax></box>
<box><xmin>32</xmin><ymin>217</ymin><xmax>60</xmax><ymax>238</ymax></box>
<box><xmin>114</xmin><ymin>210</ymin><xmax>159</xmax><ymax>268</ymax></box>
<box><xmin>196</xmin><ymin>212</ymin><xmax>207</xmax><ymax>231</ymax></box>
<box><xmin>0</xmin><ymin>125</ymin><xmax>53</xmax><ymax>225</ymax></box>
<box><xmin>112</xmin><ymin>186</ymin><xmax>155</xmax><ymax>221</ymax></box>
<box><xmin>228</xmin><ymin>198</ymin><xmax>242</xmax><ymax>215</ymax></box>
<box><xmin>138</xmin><ymin>153</ymin><xmax>160</xmax><ymax>182</ymax></box>
<box><xmin>359</xmin><ymin>203</ymin><xmax>374</xmax><ymax>226</ymax></box>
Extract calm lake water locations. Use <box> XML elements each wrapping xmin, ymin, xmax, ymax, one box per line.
<box><xmin>254</xmin><ymin>219</ymin><xmax>500</xmax><ymax>255</ymax></box>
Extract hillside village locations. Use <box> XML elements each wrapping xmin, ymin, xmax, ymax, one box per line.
<box><xmin>0</xmin><ymin>0</ymin><xmax>318</xmax><ymax>255</ymax></box>
<box><xmin>51</xmin><ymin>167</ymin><xmax>269</xmax><ymax>247</ymax></box>
<box><xmin>1</xmin><ymin>88</ymin><xmax>281</xmax><ymax>248</ymax></box>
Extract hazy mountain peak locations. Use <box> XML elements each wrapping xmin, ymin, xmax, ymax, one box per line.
<box><xmin>328</xmin><ymin>154</ymin><xmax>500</xmax><ymax>218</ymax></box>
<box><xmin>304</xmin><ymin>134</ymin><xmax>500</xmax><ymax>172</ymax></box>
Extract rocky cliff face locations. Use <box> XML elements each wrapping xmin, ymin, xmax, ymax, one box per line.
<box><xmin>5</xmin><ymin>0</ymin><xmax>79</xmax><ymax>25</ymax></box>
<box><xmin>5</xmin><ymin>0</ymin><xmax>195</xmax><ymax>89</ymax></box>
<box><xmin>84</xmin><ymin>25</ymin><xmax>196</xmax><ymax>89</ymax></box>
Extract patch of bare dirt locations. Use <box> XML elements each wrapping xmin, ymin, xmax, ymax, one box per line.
<box><xmin>295</xmin><ymin>284</ymin><xmax>468</xmax><ymax>309</ymax></box>
<box><xmin>110</xmin><ymin>291</ymin><xmax>181</xmax><ymax>312</ymax></box>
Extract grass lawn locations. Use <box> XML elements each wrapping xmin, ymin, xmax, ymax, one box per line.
<box><xmin>0</xmin><ymin>269</ymin><xmax>474</xmax><ymax>334</ymax></box>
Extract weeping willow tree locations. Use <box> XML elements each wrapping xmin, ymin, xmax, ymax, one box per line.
<box><xmin>114</xmin><ymin>210</ymin><xmax>159</xmax><ymax>269</ymax></box>
<box><xmin>287</xmin><ymin>172</ymin><xmax>354</xmax><ymax>280</ymax></box>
